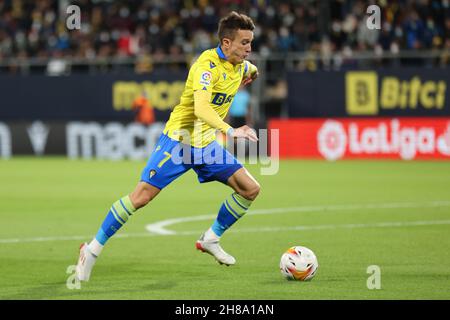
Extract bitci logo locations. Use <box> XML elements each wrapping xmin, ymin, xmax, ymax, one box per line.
<box><xmin>317</xmin><ymin>120</ymin><xmax>347</xmax><ymax>161</ymax></box>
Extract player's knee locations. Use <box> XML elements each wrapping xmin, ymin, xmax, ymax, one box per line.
<box><xmin>250</xmin><ymin>182</ymin><xmax>261</xmax><ymax>200</ymax></box>
<box><xmin>241</xmin><ymin>181</ymin><xmax>260</xmax><ymax>201</ymax></box>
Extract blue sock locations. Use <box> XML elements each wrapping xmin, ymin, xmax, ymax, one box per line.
<box><xmin>95</xmin><ymin>195</ymin><xmax>137</xmax><ymax>245</ymax></box>
<box><xmin>211</xmin><ymin>193</ymin><xmax>253</xmax><ymax>237</ymax></box>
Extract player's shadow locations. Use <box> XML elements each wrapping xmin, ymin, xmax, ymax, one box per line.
<box><xmin>139</xmin><ymin>280</ymin><xmax>178</xmax><ymax>291</ymax></box>
<box><xmin>1</xmin><ymin>263</ymin><xmax>178</xmax><ymax>299</ymax></box>
<box><xmin>2</xmin><ymin>280</ymin><xmax>178</xmax><ymax>300</ymax></box>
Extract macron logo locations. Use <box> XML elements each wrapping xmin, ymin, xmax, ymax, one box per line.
<box><xmin>209</xmin><ymin>61</ymin><xmax>216</xmax><ymax>69</ymax></box>
<box><xmin>27</xmin><ymin>121</ymin><xmax>49</xmax><ymax>156</ymax></box>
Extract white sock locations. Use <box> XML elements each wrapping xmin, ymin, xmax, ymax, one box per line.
<box><xmin>204</xmin><ymin>227</ymin><xmax>220</xmax><ymax>241</ymax></box>
<box><xmin>88</xmin><ymin>238</ymin><xmax>104</xmax><ymax>257</ymax></box>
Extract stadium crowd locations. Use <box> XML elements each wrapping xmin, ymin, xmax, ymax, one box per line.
<box><xmin>0</xmin><ymin>0</ymin><xmax>449</xmax><ymax>73</ymax></box>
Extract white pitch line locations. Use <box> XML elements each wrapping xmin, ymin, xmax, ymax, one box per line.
<box><xmin>1</xmin><ymin>219</ymin><xmax>449</xmax><ymax>244</ymax></box>
<box><xmin>145</xmin><ymin>200</ymin><xmax>450</xmax><ymax>235</ymax></box>
<box><xmin>0</xmin><ymin>232</ymin><xmax>156</xmax><ymax>244</ymax></box>
<box><xmin>172</xmin><ymin>219</ymin><xmax>450</xmax><ymax>236</ymax></box>
<box><xmin>1</xmin><ymin>201</ymin><xmax>449</xmax><ymax>244</ymax></box>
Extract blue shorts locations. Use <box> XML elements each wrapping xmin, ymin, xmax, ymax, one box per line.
<box><xmin>140</xmin><ymin>134</ymin><xmax>243</xmax><ymax>189</ymax></box>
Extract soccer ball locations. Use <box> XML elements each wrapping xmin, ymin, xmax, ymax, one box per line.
<box><xmin>280</xmin><ymin>246</ymin><xmax>319</xmax><ymax>281</ymax></box>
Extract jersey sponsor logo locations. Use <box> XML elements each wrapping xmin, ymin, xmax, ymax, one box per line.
<box><xmin>200</xmin><ymin>71</ymin><xmax>212</xmax><ymax>86</ymax></box>
<box><xmin>211</xmin><ymin>93</ymin><xmax>234</xmax><ymax>106</ymax></box>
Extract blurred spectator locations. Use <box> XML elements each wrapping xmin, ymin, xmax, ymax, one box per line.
<box><xmin>0</xmin><ymin>0</ymin><xmax>448</xmax><ymax>72</ymax></box>
<box><xmin>134</xmin><ymin>46</ymin><xmax>154</xmax><ymax>74</ymax></box>
<box><xmin>46</xmin><ymin>50</ymin><xmax>69</xmax><ymax>75</ymax></box>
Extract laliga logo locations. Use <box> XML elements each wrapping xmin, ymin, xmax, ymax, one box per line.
<box><xmin>200</xmin><ymin>71</ymin><xmax>212</xmax><ymax>86</ymax></box>
<box><xmin>202</xmin><ymin>72</ymin><xmax>211</xmax><ymax>81</ymax></box>
<box><xmin>317</xmin><ymin>120</ymin><xmax>450</xmax><ymax>161</ymax></box>
<box><xmin>437</xmin><ymin>125</ymin><xmax>450</xmax><ymax>155</ymax></box>
<box><xmin>317</xmin><ymin>121</ymin><xmax>347</xmax><ymax>161</ymax></box>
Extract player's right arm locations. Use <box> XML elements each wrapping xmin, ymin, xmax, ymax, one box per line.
<box><xmin>193</xmin><ymin>89</ymin><xmax>232</xmax><ymax>134</ymax></box>
<box><xmin>227</xmin><ymin>125</ymin><xmax>258</xmax><ymax>142</ymax></box>
<box><xmin>192</xmin><ymin>64</ymin><xmax>258</xmax><ymax>142</ymax></box>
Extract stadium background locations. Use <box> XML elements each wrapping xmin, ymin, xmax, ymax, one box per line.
<box><xmin>0</xmin><ymin>0</ymin><xmax>449</xmax><ymax>300</ymax></box>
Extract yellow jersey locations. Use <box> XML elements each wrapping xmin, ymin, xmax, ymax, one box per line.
<box><xmin>163</xmin><ymin>46</ymin><xmax>257</xmax><ymax>147</ymax></box>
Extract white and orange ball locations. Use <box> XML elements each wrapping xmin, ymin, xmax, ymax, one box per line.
<box><xmin>280</xmin><ymin>246</ymin><xmax>319</xmax><ymax>281</ymax></box>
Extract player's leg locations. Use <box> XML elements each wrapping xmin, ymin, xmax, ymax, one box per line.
<box><xmin>76</xmin><ymin>133</ymin><xmax>190</xmax><ymax>281</ymax></box>
<box><xmin>76</xmin><ymin>182</ymin><xmax>161</xmax><ymax>281</ymax></box>
<box><xmin>89</xmin><ymin>182</ymin><xmax>160</xmax><ymax>254</ymax></box>
<box><xmin>194</xmin><ymin>143</ymin><xmax>260</xmax><ymax>265</ymax></box>
<box><xmin>129</xmin><ymin>181</ymin><xmax>161</xmax><ymax>209</ymax></box>
<box><xmin>200</xmin><ymin>167</ymin><xmax>259</xmax><ymax>237</ymax></box>
<box><xmin>90</xmin><ymin>181</ymin><xmax>160</xmax><ymax>254</ymax></box>
<box><xmin>212</xmin><ymin>166</ymin><xmax>260</xmax><ymax>233</ymax></box>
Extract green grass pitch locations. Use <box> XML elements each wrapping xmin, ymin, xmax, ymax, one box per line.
<box><xmin>0</xmin><ymin>157</ymin><xmax>449</xmax><ymax>299</ymax></box>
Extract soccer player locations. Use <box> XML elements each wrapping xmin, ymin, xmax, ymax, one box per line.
<box><xmin>75</xmin><ymin>11</ymin><xmax>260</xmax><ymax>281</ymax></box>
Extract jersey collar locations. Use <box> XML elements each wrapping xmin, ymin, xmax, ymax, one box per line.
<box><xmin>216</xmin><ymin>44</ymin><xmax>242</xmax><ymax>71</ymax></box>
<box><xmin>216</xmin><ymin>45</ymin><xmax>243</xmax><ymax>72</ymax></box>
<box><xmin>216</xmin><ymin>45</ymin><xmax>227</xmax><ymax>60</ymax></box>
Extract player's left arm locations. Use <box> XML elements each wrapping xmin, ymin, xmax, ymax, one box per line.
<box><xmin>242</xmin><ymin>61</ymin><xmax>258</xmax><ymax>86</ymax></box>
